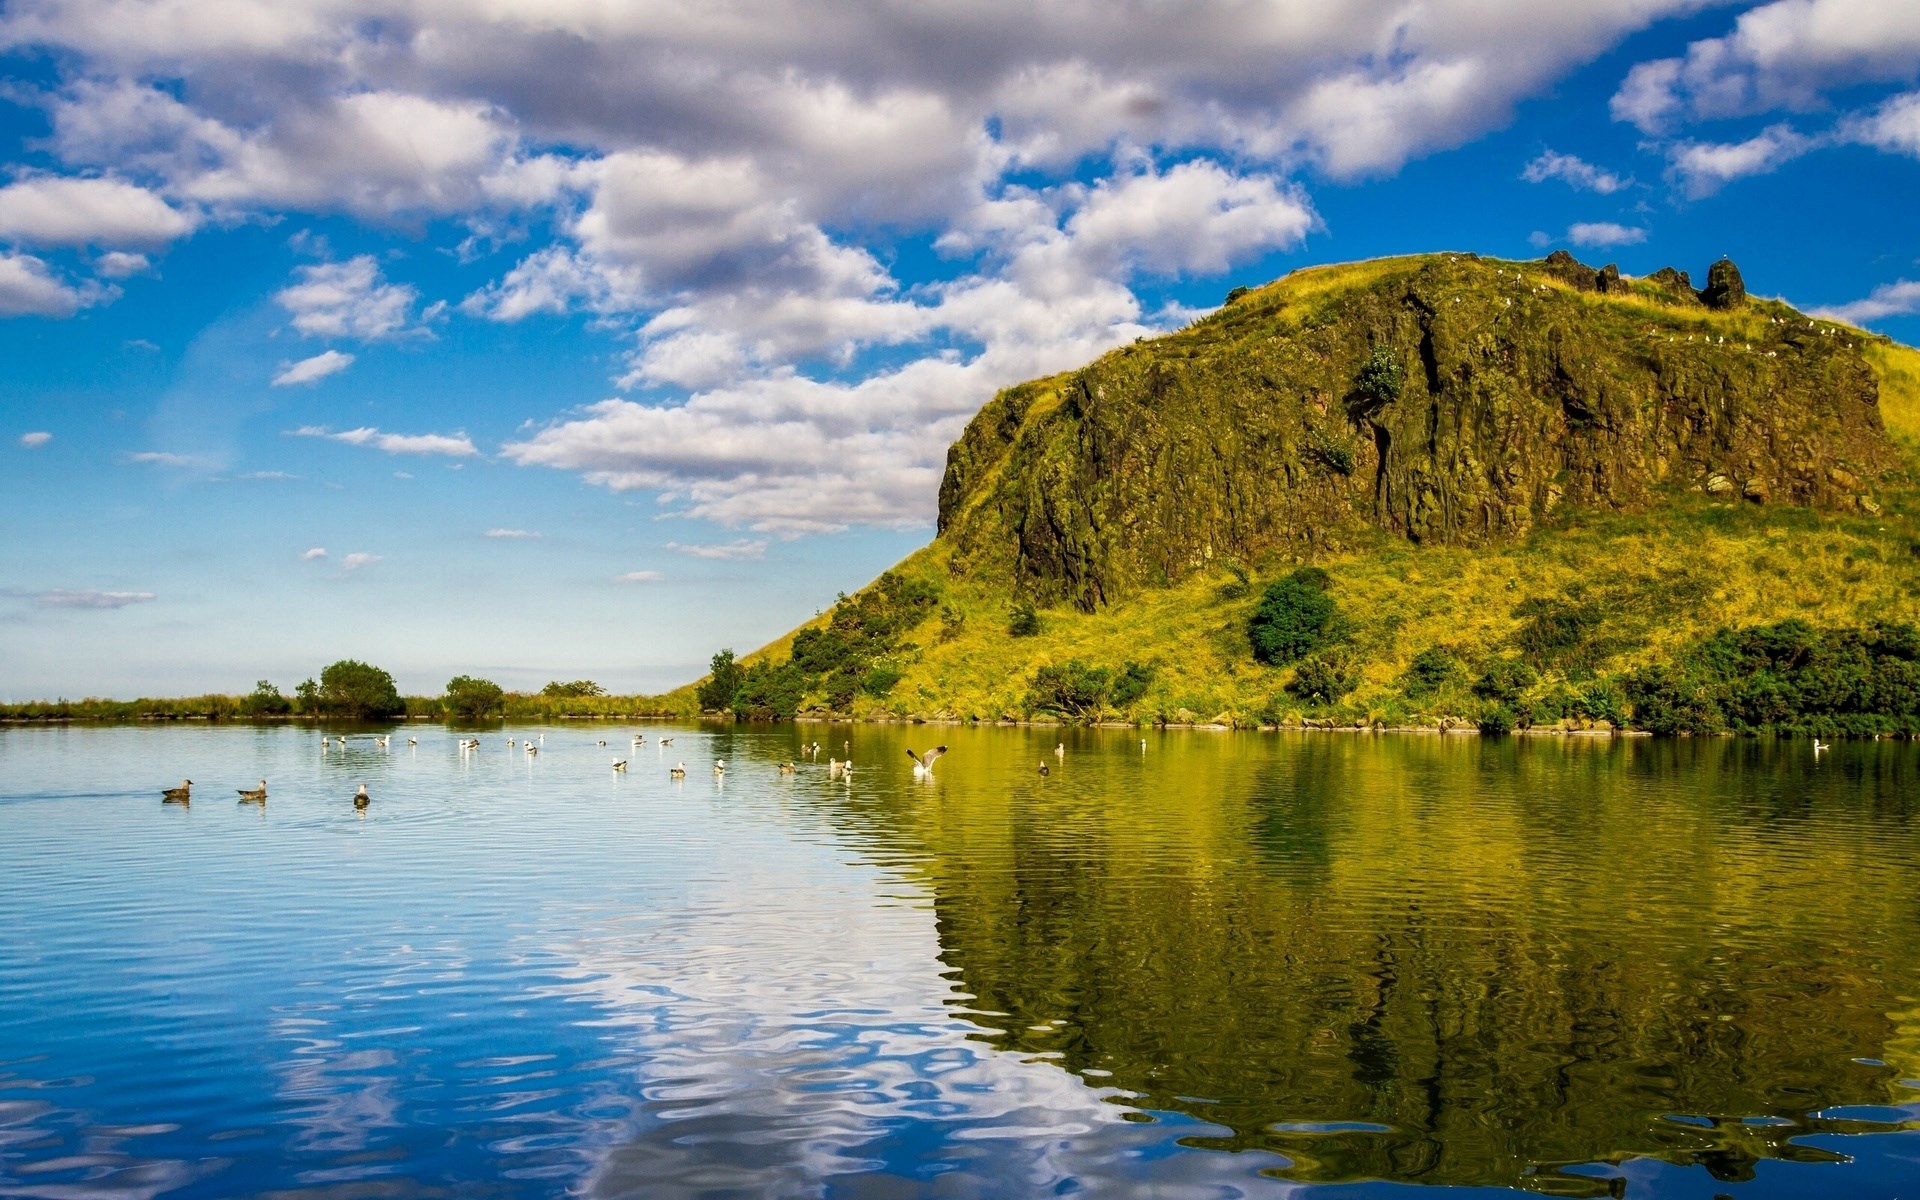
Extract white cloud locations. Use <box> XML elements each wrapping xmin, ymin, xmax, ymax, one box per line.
<box><xmin>126</xmin><ymin>450</ymin><xmax>202</xmax><ymax>467</ymax></box>
<box><xmin>484</xmin><ymin>528</ymin><xmax>542</xmax><ymax>538</ymax></box>
<box><xmin>0</xmin><ymin>175</ymin><xmax>194</xmax><ymax>248</ymax></box>
<box><xmin>95</xmin><ymin>250</ymin><xmax>150</xmax><ymax>277</ymax></box>
<box><xmin>1842</xmin><ymin>90</ymin><xmax>1920</xmax><ymax>157</ymax></box>
<box><xmin>666</xmin><ymin>539</ymin><xmax>770</xmax><ymax>560</ymax></box>
<box><xmin>32</xmin><ymin>588</ymin><xmax>155</xmax><ymax>609</ymax></box>
<box><xmin>1668</xmin><ymin>124</ymin><xmax>1816</xmax><ymax>196</ymax></box>
<box><xmin>300</xmin><ymin>546</ymin><xmax>327</xmax><ymax>560</ymax></box>
<box><xmin>292</xmin><ymin>425</ymin><xmax>478</xmax><ymax>456</ymax></box>
<box><xmin>1566</xmin><ymin>221</ymin><xmax>1649</xmax><ymax>248</ymax></box>
<box><xmin>1811</xmin><ymin>279</ymin><xmax>1920</xmax><ymax>325</ymax></box>
<box><xmin>237</xmin><ymin>469</ymin><xmax>296</xmax><ymax>480</ymax></box>
<box><xmin>275</xmin><ymin>256</ymin><xmax>418</xmax><ymax>339</ymax></box>
<box><xmin>271</xmin><ymin>348</ymin><xmax>354</xmax><ymax>386</ymax></box>
<box><xmin>1522</xmin><ymin>150</ymin><xmax>1631</xmax><ymax>193</ymax></box>
<box><xmin>19</xmin><ymin>431</ymin><xmax>51</xmax><ymax>448</ymax></box>
<box><xmin>613</xmin><ymin>570</ymin><xmax>663</xmax><ymax>583</ymax></box>
<box><xmin>1612</xmin><ymin>0</ymin><xmax>1920</xmax><ymax>133</ymax></box>
<box><xmin>340</xmin><ymin>552</ymin><xmax>381</xmax><ymax>570</ymax></box>
<box><xmin>0</xmin><ymin>252</ymin><xmax>107</xmax><ymax>317</ymax></box>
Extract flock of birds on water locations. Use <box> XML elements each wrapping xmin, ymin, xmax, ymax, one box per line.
<box><xmin>156</xmin><ymin>734</ymin><xmax>1121</xmax><ymax>811</ymax></box>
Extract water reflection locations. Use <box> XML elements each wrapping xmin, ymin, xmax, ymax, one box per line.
<box><xmin>795</xmin><ymin>729</ymin><xmax>1920</xmax><ymax>1192</ymax></box>
<box><xmin>0</xmin><ymin>724</ymin><xmax>1915</xmax><ymax>1197</ymax></box>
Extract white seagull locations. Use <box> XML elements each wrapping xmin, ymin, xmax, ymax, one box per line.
<box><xmin>906</xmin><ymin>746</ymin><xmax>947</xmax><ymax>778</ymax></box>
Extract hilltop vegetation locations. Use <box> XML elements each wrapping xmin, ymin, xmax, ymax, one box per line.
<box><xmin>695</xmin><ymin>251</ymin><xmax>1920</xmax><ymax>736</ymax></box>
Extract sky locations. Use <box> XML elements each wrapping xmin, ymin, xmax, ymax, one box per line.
<box><xmin>2</xmin><ymin>0</ymin><xmax>1918</xmax><ymax>700</ymax></box>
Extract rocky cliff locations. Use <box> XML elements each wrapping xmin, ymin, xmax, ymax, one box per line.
<box><xmin>937</xmin><ymin>253</ymin><xmax>1897</xmax><ymax>610</ymax></box>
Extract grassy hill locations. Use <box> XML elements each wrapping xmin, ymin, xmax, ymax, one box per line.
<box><xmin>683</xmin><ymin>252</ymin><xmax>1920</xmax><ymax>735</ymax></box>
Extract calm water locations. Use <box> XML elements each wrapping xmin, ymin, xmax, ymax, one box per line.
<box><xmin>2</xmin><ymin>724</ymin><xmax>1917</xmax><ymax>1198</ymax></box>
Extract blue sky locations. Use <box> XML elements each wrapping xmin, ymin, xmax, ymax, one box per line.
<box><xmin>2</xmin><ymin>0</ymin><xmax>1918</xmax><ymax>699</ymax></box>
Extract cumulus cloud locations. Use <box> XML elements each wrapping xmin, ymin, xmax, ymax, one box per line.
<box><xmin>340</xmin><ymin>552</ymin><xmax>381</xmax><ymax>570</ymax></box>
<box><xmin>1668</xmin><ymin>124</ymin><xmax>1816</xmax><ymax>196</ymax></box>
<box><xmin>1812</xmin><ymin>279</ymin><xmax>1920</xmax><ymax>325</ymax></box>
<box><xmin>271</xmin><ymin>348</ymin><xmax>354</xmax><ymax>386</ymax></box>
<box><xmin>1566</xmin><ymin>222</ymin><xmax>1649</xmax><ymax>248</ymax></box>
<box><xmin>1522</xmin><ymin>150</ymin><xmax>1631</xmax><ymax>193</ymax></box>
<box><xmin>19</xmin><ymin>431</ymin><xmax>51</xmax><ymax>447</ymax></box>
<box><xmin>613</xmin><ymin>570</ymin><xmax>663</xmax><ymax>583</ymax></box>
<box><xmin>292</xmin><ymin>425</ymin><xmax>477</xmax><ymax>456</ymax></box>
<box><xmin>275</xmin><ymin>256</ymin><xmax>419</xmax><ymax>339</ymax></box>
<box><xmin>0</xmin><ymin>175</ymin><xmax>194</xmax><ymax>248</ymax></box>
<box><xmin>1612</xmin><ymin>0</ymin><xmax>1920</xmax><ymax>133</ymax></box>
<box><xmin>0</xmin><ymin>252</ymin><xmax>108</xmax><ymax>317</ymax></box>
<box><xmin>300</xmin><ymin>546</ymin><xmax>327</xmax><ymax>560</ymax></box>
<box><xmin>32</xmin><ymin>588</ymin><xmax>155</xmax><ymax>609</ymax></box>
<box><xmin>484</xmin><ymin>528</ymin><xmax>542</xmax><ymax>538</ymax></box>
<box><xmin>95</xmin><ymin>250</ymin><xmax>150</xmax><ymax>277</ymax></box>
<box><xmin>1842</xmin><ymin>90</ymin><xmax>1920</xmax><ymax>157</ymax></box>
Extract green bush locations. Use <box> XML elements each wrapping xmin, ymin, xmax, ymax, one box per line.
<box><xmin>444</xmin><ymin>675</ymin><xmax>505</xmax><ymax>720</ymax></box>
<box><xmin>1285</xmin><ymin>651</ymin><xmax>1358</xmax><ymax>705</ymax></box>
<box><xmin>1472</xmin><ymin>658</ymin><xmax>1538</xmax><ymax>707</ymax></box>
<box><xmin>1400</xmin><ymin>647</ymin><xmax>1464</xmax><ymax>696</ymax></box>
<box><xmin>1249</xmin><ymin>569</ymin><xmax>1337</xmax><ymax>665</ymax></box>
<box><xmin>1008</xmin><ymin>601</ymin><xmax>1041</xmax><ymax>637</ymax></box>
<box><xmin>541</xmin><ymin>679</ymin><xmax>605</xmax><ymax>698</ymax></box>
<box><xmin>238</xmin><ymin>679</ymin><xmax>292</xmax><ymax>717</ymax></box>
<box><xmin>1478</xmin><ymin>706</ymin><xmax>1515</xmax><ymax>735</ymax></box>
<box><xmin>1350</xmin><ymin>343</ymin><xmax>1403</xmax><ymax>417</ymax></box>
<box><xmin>860</xmin><ymin>664</ymin><xmax>905</xmax><ymax>698</ymax></box>
<box><xmin>1513</xmin><ymin>595</ymin><xmax>1606</xmax><ymax>672</ymax></box>
<box><xmin>316</xmin><ymin>659</ymin><xmax>404</xmax><ymax>720</ymax></box>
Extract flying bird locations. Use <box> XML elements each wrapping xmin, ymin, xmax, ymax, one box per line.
<box><xmin>906</xmin><ymin>746</ymin><xmax>947</xmax><ymax>778</ymax></box>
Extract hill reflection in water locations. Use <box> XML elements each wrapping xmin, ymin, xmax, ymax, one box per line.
<box><xmin>794</xmin><ymin>727</ymin><xmax>1920</xmax><ymax>1194</ymax></box>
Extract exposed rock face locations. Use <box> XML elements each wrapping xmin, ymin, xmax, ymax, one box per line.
<box><xmin>1701</xmin><ymin>258</ymin><xmax>1747</xmax><ymax>309</ymax></box>
<box><xmin>938</xmin><ymin>253</ymin><xmax>1895</xmax><ymax>610</ymax></box>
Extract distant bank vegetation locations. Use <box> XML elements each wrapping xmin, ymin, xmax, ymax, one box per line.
<box><xmin>0</xmin><ymin>661</ymin><xmax>693</xmax><ymax>724</ymax></box>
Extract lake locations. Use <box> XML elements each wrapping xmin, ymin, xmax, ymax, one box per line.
<box><xmin>2</xmin><ymin>723</ymin><xmax>1917</xmax><ymax>1198</ymax></box>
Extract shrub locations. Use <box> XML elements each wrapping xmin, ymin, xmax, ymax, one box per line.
<box><xmin>541</xmin><ymin>679</ymin><xmax>605</xmax><ymax>698</ymax></box>
<box><xmin>860</xmin><ymin>664</ymin><xmax>905</xmax><ymax>698</ymax></box>
<box><xmin>1028</xmin><ymin>660</ymin><xmax>1113</xmax><ymax>719</ymax></box>
<box><xmin>697</xmin><ymin>649</ymin><xmax>745</xmax><ymax>712</ymax></box>
<box><xmin>444</xmin><ymin>675</ymin><xmax>505</xmax><ymax>720</ymax></box>
<box><xmin>1472</xmin><ymin>658</ymin><xmax>1538</xmax><ymax>707</ymax></box>
<box><xmin>316</xmin><ymin>659</ymin><xmax>404</xmax><ymax>720</ymax></box>
<box><xmin>1285</xmin><ymin>651</ymin><xmax>1358</xmax><ymax>706</ymax></box>
<box><xmin>1401</xmin><ymin>647</ymin><xmax>1464</xmax><ymax>696</ymax></box>
<box><xmin>1108</xmin><ymin>661</ymin><xmax>1155</xmax><ymax>708</ymax></box>
<box><xmin>1008</xmin><ymin>601</ymin><xmax>1041</xmax><ymax>638</ymax></box>
<box><xmin>1478</xmin><ymin>706</ymin><xmax>1515</xmax><ymax>735</ymax></box>
<box><xmin>1249</xmin><ymin>569</ymin><xmax>1337</xmax><ymax>665</ymax></box>
<box><xmin>238</xmin><ymin>679</ymin><xmax>292</xmax><ymax>717</ymax></box>
<box><xmin>1351</xmin><ymin>343</ymin><xmax>1403</xmax><ymax>416</ymax></box>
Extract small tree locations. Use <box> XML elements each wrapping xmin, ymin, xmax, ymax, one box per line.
<box><xmin>238</xmin><ymin>679</ymin><xmax>292</xmax><ymax>717</ymax></box>
<box><xmin>1008</xmin><ymin>601</ymin><xmax>1041</xmax><ymax>638</ymax></box>
<box><xmin>1351</xmin><ymin>343</ymin><xmax>1403</xmax><ymax>416</ymax></box>
<box><xmin>697</xmin><ymin>649</ymin><xmax>745</xmax><ymax>712</ymax></box>
<box><xmin>1249</xmin><ymin>569</ymin><xmax>1338</xmax><ymax>666</ymax></box>
<box><xmin>541</xmin><ymin>679</ymin><xmax>605</xmax><ymax>698</ymax></box>
<box><xmin>317</xmin><ymin>659</ymin><xmax>404</xmax><ymax>720</ymax></box>
<box><xmin>445</xmin><ymin>675</ymin><xmax>505</xmax><ymax>720</ymax></box>
<box><xmin>294</xmin><ymin>678</ymin><xmax>319</xmax><ymax>713</ymax></box>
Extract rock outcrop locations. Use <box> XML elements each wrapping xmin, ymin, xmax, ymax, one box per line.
<box><xmin>938</xmin><ymin>253</ymin><xmax>1895</xmax><ymax>610</ymax></box>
